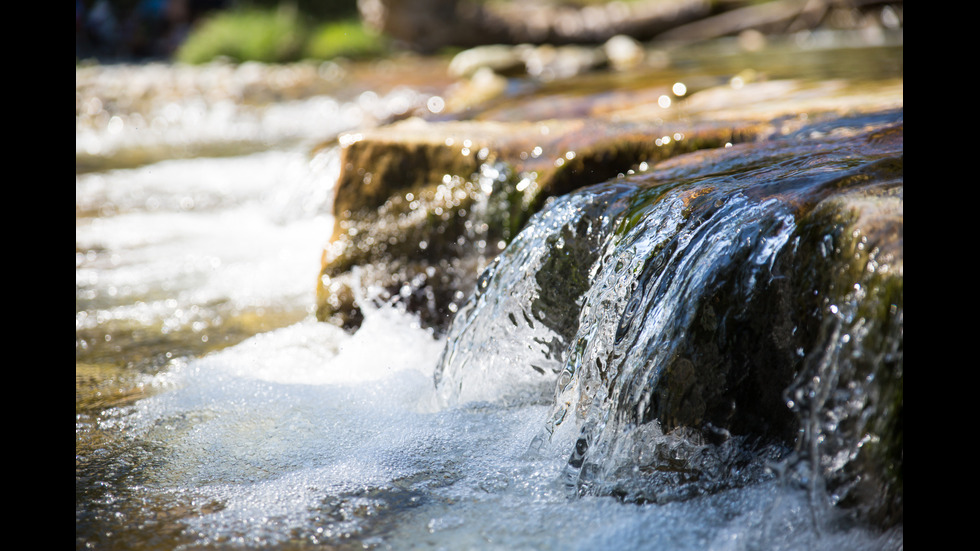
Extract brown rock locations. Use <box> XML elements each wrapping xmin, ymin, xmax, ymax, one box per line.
<box><xmin>317</xmin><ymin>114</ymin><xmax>767</xmax><ymax>331</ymax></box>
<box><xmin>316</xmin><ymin>74</ymin><xmax>903</xmax><ymax>333</ymax></box>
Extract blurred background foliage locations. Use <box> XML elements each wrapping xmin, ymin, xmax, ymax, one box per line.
<box><xmin>174</xmin><ymin>3</ymin><xmax>387</xmax><ymax>63</ymax></box>
<box><xmin>76</xmin><ymin>0</ymin><xmax>903</xmax><ymax>65</ymax></box>
<box><xmin>76</xmin><ymin>0</ymin><xmax>389</xmax><ymax>64</ymax></box>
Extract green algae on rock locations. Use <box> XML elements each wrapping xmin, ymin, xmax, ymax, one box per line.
<box><xmin>316</xmin><ymin>115</ymin><xmax>771</xmax><ymax>332</ymax></box>
<box><xmin>782</xmin><ymin>184</ymin><xmax>903</xmax><ymax>527</ymax></box>
<box><xmin>315</xmin><ymin>74</ymin><xmax>902</xmax><ymax>334</ymax></box>
<box><xmin>312</xmin><ymin>59</ymin><xmax>903</xmax><ymax>526</ymax></box>
<box><xmin>431</xmin><ymin>111</ymin><xmax>902</xmax><ymax>525</ymax></box>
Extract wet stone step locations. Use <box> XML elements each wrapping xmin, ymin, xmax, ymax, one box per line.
<box><xmin>316</xmin><ymin>76</ymin><xmax>902</xmax><ymax>335</ymax></box>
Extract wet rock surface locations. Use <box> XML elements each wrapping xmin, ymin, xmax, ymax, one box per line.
<box><xmin>359</xmin><ymin>0</ymin><xmax>902</xmax><ymax>53</ymax></box>
<box><xmin>149</xmin><ymin>32</ymin><xmax>904</xmax><ymax>530</ymax></box>
<box><xmin>441</xmin><ymin>115</ymin><xmax>903</xmax><ymax>524</ymax></box>
<box><xmin>75</xmin><ymin>23</ymin><xmax>904</xmax><ymax>547</ymax></box>
<box><xmin>316</xmin><ymin>71</ymin><xmax>902</xmax><ymax>334</ymax></box>
<box><xmin>317</xmin><ymin>115</ymin><xmax>758</xmax><ymax>331</ymax></box>
<box><xmin>317</xmin><ymin>55</ymin><xmax>903</xmax><ymax>522</ymax></box>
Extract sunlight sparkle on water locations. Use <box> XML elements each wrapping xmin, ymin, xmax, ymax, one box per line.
<box><xmin>78</xmin><ymin>46</ymin><xmax>903</xmax><ymax>550</ymax></box>
<box><xmin>427</xmin><ymin>95</ymin><xmax>446</xmax><ymax>113</ymax></box>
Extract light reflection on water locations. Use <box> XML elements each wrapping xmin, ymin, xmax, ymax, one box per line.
<box><xmin>75</xmin><ymin>150</ymin><xmax>337</xmax><ymax>378</ymax></box>
<box><xmin>76</xmin><ymin>37</ymin><xmax>901</xmax><ymax>550</ymax></box>
<box><xmin>77</xmin><ymin>309</ymin><xmax>898</xmax><ymax>550</ymax></box>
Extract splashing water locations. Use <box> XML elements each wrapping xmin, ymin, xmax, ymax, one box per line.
<box><xmin>77</xmin><ymin>55</ymin><xmax>901</xmax><ymax>550</ymax></box>
<box><xmin>76</xmin><ymin>146</ymin><xmax>901</xmax><ymax>550</ymax></box>
<box><xmin>433</xmin><ymin>112</ymin><xmax>902</xmax><ymax>541</ymax></box>
<box><xmin>546</xmin><ymin>188</ymin><xmax>800</xmax><ymax>501</ymax></box>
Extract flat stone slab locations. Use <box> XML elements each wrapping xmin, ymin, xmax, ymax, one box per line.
<box><xmin>317</xmin><ymin>75</ymin><xmax>903</xmax><ymax>332</ymax></box>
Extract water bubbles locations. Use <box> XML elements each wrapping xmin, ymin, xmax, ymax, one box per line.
<box><xmin>107</xmin><ymin>115</ymin><xmax>124</xmax><ymax>134</ymax></box>
<box><xmin>357</xmin><ymin>90</ymin><xmax>379</xmax><ymax>111</ymax></box>
<box><xmin>427</xmin><ymin>515</ymin><xmax>465</xmax><ymax>533</ymax></box>
<box><xmin>427</xmin><ymin>95</ymin><xmax>446</xmax><ymax>113</ymax></box>
<box><xmin>83</xmin><ymin>96</ymin><xmax>104</xmax><ymax>116</ymax></box>
<box><xmin>77</xmin><ymin>55</ymin><xmax>902</xmax><ymax>551</ymax></box>
<box><xmin>478</xmin><ymin>270</ymin><xmax>492</xmax><ymax>291</ymax></box>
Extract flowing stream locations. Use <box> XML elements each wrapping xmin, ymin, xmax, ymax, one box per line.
<box><xmin>77</xmin><ymin>35</ymin><xmax>902</xmax><ymax>550</ymax></box>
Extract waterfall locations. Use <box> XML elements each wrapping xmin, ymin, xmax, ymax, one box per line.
<box><xmin>77</xmin><ymin>46</ymin><xmax>902</xmax><ymax>549</ymax></box>
<box><xmin>435</xmin><ymin>116</ymin><xmax>903</xmax><ymax>521</ymax></box>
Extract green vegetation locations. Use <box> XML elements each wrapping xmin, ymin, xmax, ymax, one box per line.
<box><xmin>305</xmin><ymin>18</ymin><xmax>388</xmax><ymax>60</ymax></box>
<box><xmin>175</xmin><ymin>6</ymin><xmax>309</xmax><ymax>63</ymax></box>
<box><xmin>175</xmin><ymin>5</ymin><xmax>388</xmax><ymax>64</ymax></box>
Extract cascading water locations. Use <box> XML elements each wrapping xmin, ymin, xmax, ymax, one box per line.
<box><xmin>548</xmin><ymin>188</ymin><xmax>800</xmax><ymax>501</ymax></box>
<box><xmin>434</xmin><ymin>109</ymin><xmax>903</xmax><ymax>527</ymax></box>
<box><xmin>77</xmin><ymin>42</ymin><xmax>902</xmax><ymax>551</ymax></box>
<box><xmin>434</xmin><ymin>182</ymin><xmax>638</xmax><ymax>408</ymax></box>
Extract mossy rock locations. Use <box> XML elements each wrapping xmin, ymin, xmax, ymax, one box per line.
<box><xmin>783</xmin><ymin>184</ymin><xmax>903</xmax><ymax>527</ymax></box>
<box><xmin>316</xmin><ymin>74</ymin><xmax>903</xmax><ymax>333</ymax></box>
<box><xmin>512</xmin><ymin>118</ymin><xmax>902</xmax><ymax>525</ymax></box>
<box><xmin>317</xmin><ymin>117</ymin><xmax>771</xmax><ymax>332</ymax></box>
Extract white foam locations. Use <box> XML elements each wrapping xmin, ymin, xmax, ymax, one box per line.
<box><xmin>118</xmin><ymin>304</ymin><xmax>571</xmax><ymax>546</ymax></box>
<box><xmin>76</xmin><ymin>150</ymin><xmax>337</xmax><ymax>335</ymax></box>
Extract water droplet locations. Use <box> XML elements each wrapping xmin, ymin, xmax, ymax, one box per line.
<box><xmin>427</xmin><ymin>96</ymin><xmax>445</xmax><ymax>113</ymax></box>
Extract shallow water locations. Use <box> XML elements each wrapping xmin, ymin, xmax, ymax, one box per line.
<box><xmin>77</xmin><ymin>311</ymin><xmax>900</xmax><ymax>551</ymax></box>
<box><xmin>77</xmin><ymin>35</ymin><xmax>902</xmax><ymax>550</ymax></box>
